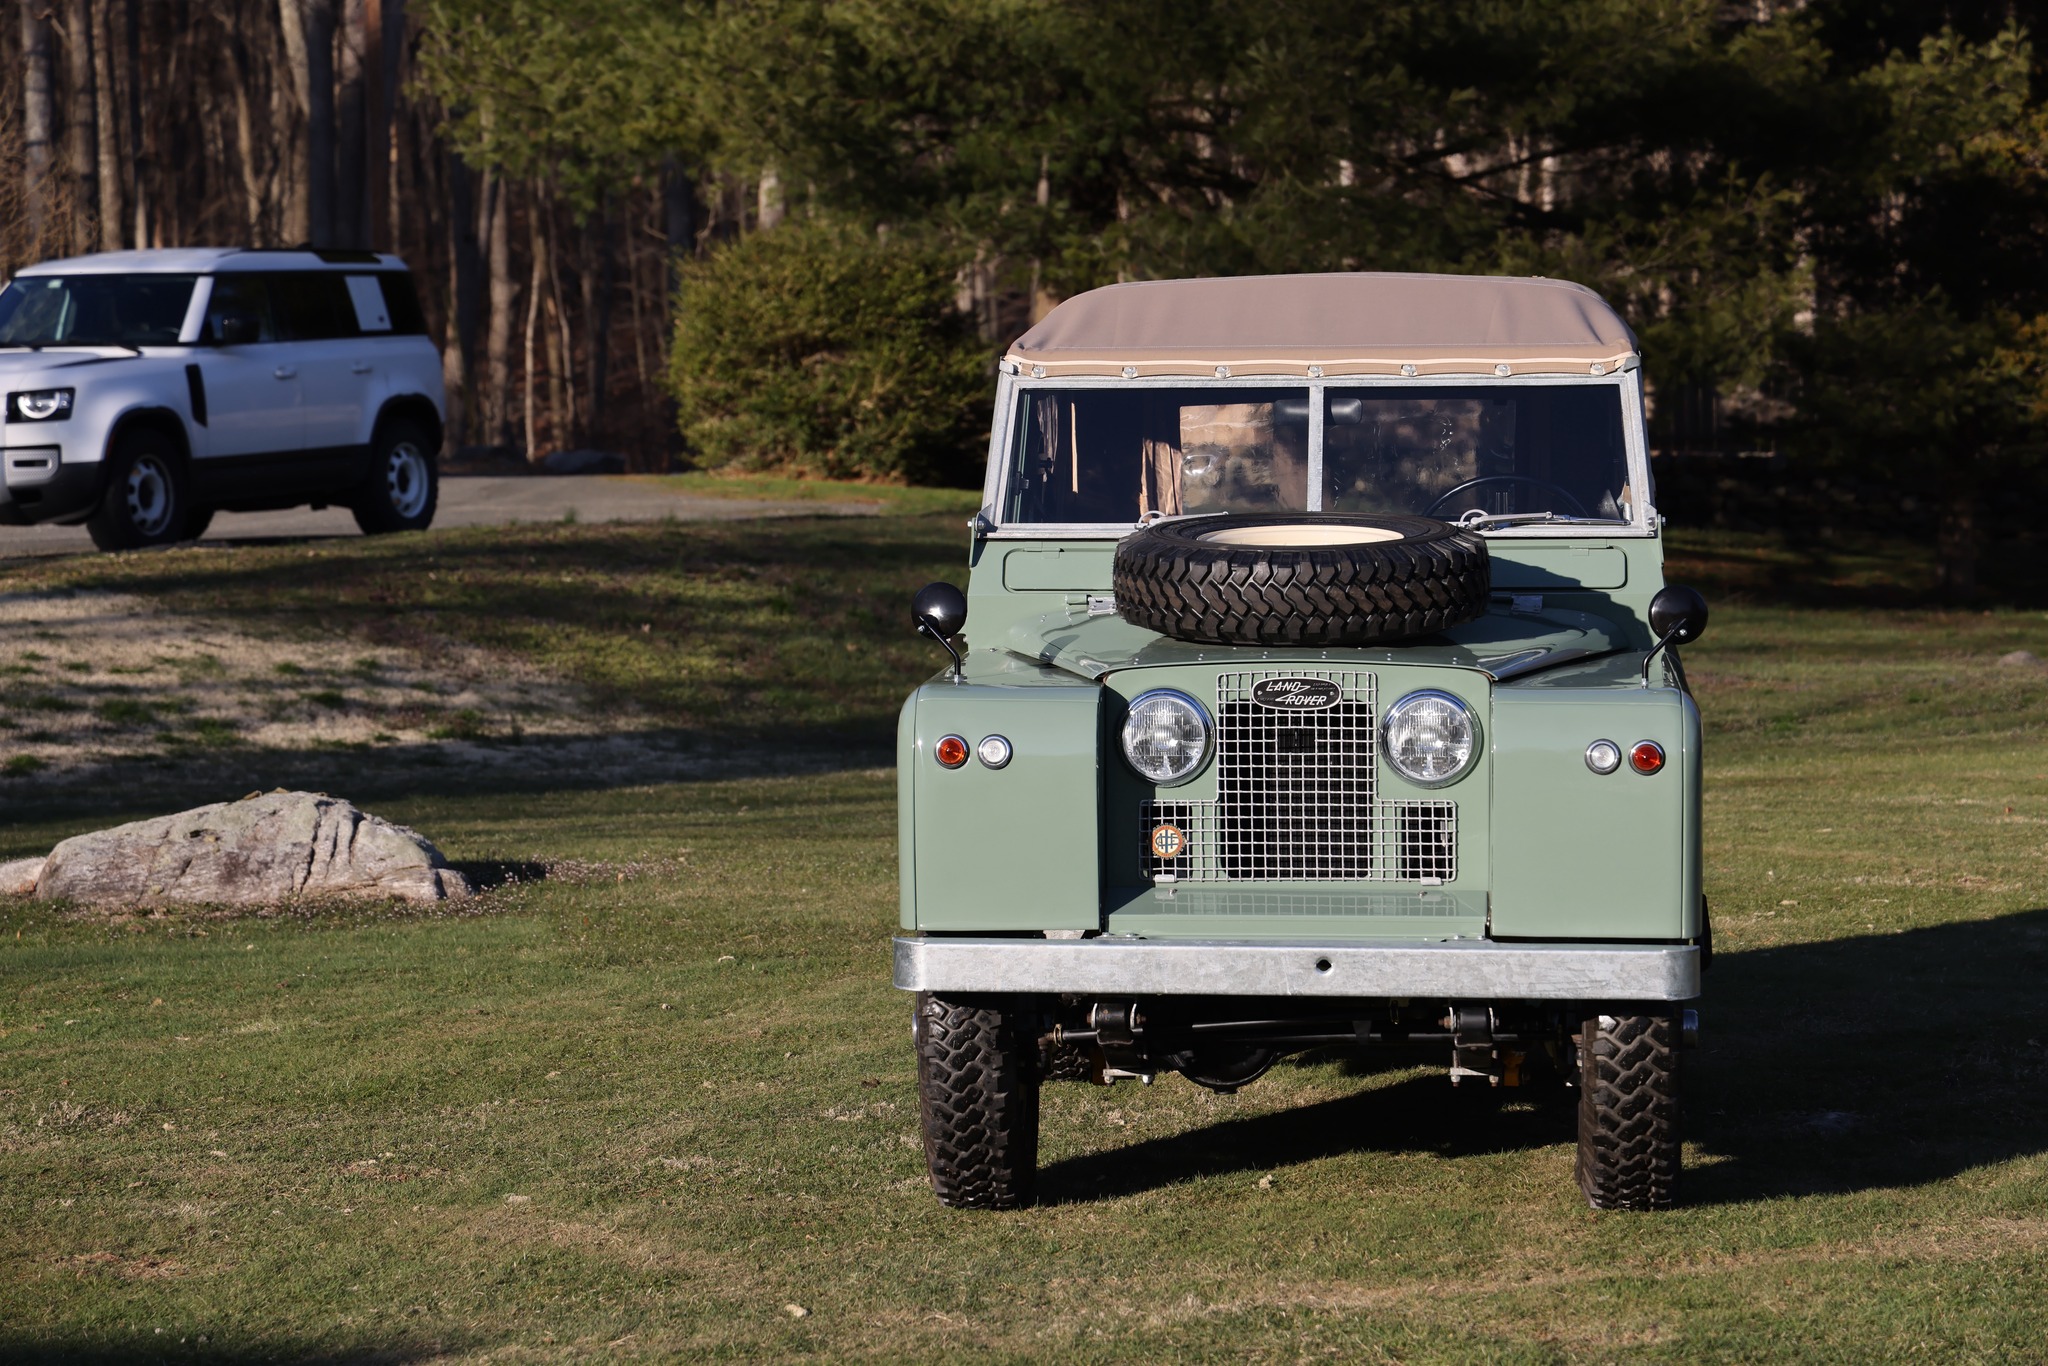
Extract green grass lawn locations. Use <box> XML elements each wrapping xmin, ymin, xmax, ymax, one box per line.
<box><xmin>4</xmin><ymin>520</ymin><xmax>2048</xmax><ymax>1361</ymax></box>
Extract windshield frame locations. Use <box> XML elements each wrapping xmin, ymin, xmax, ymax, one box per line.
<box><xmin>979</xmin><ymin>367</ymin><xmax>1653</xmax><ymax>539</ymax></box>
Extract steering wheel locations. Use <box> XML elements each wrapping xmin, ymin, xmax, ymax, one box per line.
<box><xmin>1426</xmin><ymin>476</ymin><xmax>1588</xmax><ymax>519</ymax></box>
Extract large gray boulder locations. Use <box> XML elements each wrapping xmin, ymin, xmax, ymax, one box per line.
<box><xmin>34</xmin><ymin>791</ymin><xmax>473</xmax><ymax>908</ymax></box>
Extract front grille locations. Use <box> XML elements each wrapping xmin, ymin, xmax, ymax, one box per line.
<box><xmin>1138</xmin><ymin>669</ymin><xmax>1459</xmax><ymax>885</ymax></box>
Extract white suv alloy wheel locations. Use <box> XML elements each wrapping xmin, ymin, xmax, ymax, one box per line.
<box><xmin>124</xmin><ymin>453</ymin><xmax>176</xmax><ymax>536</ymax></box>
<box><xmin>384</xmin><ymin>441</ymin><xmax>431</xmax><ymax>519</ymax></box>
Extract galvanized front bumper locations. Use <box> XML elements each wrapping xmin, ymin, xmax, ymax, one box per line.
<box><xmin>893</xmin><ymin>935</ymin><xmax>1700</xmax><ymax>1001</ymax></box>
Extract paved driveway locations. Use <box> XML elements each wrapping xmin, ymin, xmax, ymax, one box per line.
<box><xmin>0</xmin><ymin>476</ymin><xmax>875</xmax><ymax>559</ymax></box>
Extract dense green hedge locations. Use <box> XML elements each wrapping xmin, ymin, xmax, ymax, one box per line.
<box><xmin>666</xmin><ymin>222</ymin><xmax>991</xmax><ymax>486</ymax></box>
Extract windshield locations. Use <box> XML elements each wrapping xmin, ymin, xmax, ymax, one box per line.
<box><xmin>1003</xmin><ymin>383</ymin><xmax>1634</xmax><ymax>525</ymax></box>
<box><xmin>0</xmin><ymin>274</ymin><xmax>198</xmax><ymax>347</ymax></box>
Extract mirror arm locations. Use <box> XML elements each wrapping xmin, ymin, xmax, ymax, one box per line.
<box><xmin>1641</xmin><ymin>628</ymin><xmax>1687</xmax><ymax>689</ymax></box>
<box><xmin>918</xmin><ymin>620</ymin><xmax>965</xmax><ymax>681</ymax></box>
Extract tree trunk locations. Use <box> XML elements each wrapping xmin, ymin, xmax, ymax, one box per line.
<box><xmin>482</xmin><ymin>168</ymin><xmax>515</xmax><ymax>450</ymax></box>
<box><xmin>92</xmin><ymin>0</ymin><xmax>125</xmax><ymax>249</ymax></box>
<box><xmin>304</xmin><ymin>0</ymin><xmax>338</xmax><ymax>247</ymax></box>
<box><xmin>22</xmin><ymin>3</ymin><xmax>57</xmax><ymax>249</ymax></box>
<box><xmin>276</xmin><ymin>0</ymin><xmax>310</xmax><ymax>243</ymax></box>
<box><xmin>523</xmin><ymin>191</ymin><xmax>545</xmax><ymax>461</ymax></box>
<box><xmin>445</xmin><ymin>149</ymin><xmax>481</xmax><ymax>447</ymax></box>
<box><xmin>335</xmin><ymin>0</ymin><xmax>366</xmax><ymax>247</ymax></box>
<box><xmin>65</xmin><ymin>0</ymin><xmax>99</xmax><ymax>253</ymax></box>
<box><xmin>124</xmin><ymin>0</ymin><xmax>148</xmax><ymax>246</ymax></box>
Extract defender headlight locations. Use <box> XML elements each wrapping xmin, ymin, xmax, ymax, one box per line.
<box><xmin>1121</xmin><ymin>689</ymin><xmax>1211</xmax><ymax>786</ymax></box>
<box><xmin>1381</xmin><ymin>689</ymin><xmax>1478</xmax><ymax>787</ymax></box>
<box><xmin>6</xmin><ymin>388</ymin><xmax>73</xmax><ymax>422</ymax></box>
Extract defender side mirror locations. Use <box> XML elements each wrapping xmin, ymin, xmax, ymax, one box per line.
<box><xmin>1643</xmin><ymin>585</ymin><xmax>1709</xmax><ymax>687</ymax></box>
<box><xmin>913</xmin><ymin>582</ymin><xmax>968</xmax><ymax>680</ymax></box>
<box><xmin>214</xmin><ymin>311</ymin><xmax>260</xmax><ymax>346</ymax></box>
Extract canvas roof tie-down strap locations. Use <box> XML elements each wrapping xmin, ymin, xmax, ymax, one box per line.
<box><xmin>1005</xmin><ymin>271</ymin><xmax>1640</xmax><ymax>379</ymax></box>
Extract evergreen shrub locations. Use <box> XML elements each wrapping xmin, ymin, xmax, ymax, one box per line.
<box><xmin>667</xmin><ymin>222</ymin><xmax>989</xmax><ymax>486</ymax></box>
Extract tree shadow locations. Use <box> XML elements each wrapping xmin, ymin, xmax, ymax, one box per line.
<box><xmin>0</xmin><ymin>1338</ymin><xmax>458</xmax><ymax>1365</ymax></box>
<box><xmin>1038</xmin><ymin>907</ymin><xmax>2048</xmax><ymax>1207</ymax></box>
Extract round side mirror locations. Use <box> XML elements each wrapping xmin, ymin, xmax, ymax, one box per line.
<box><xmin>912</xmin><ymin>582</ymin><xmax>967</xmax><ymax>641</ymax></box>
<box><xmin>1649</xmin><ymin>585</ymin><xmax>1709</xmax><ymax>644</ymax></box>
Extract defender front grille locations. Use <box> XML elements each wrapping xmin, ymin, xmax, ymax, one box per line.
<box><xmin>1138</xmin><ymin>669</ymin><xmax>1458</xmax><ymax>884</ymax></box>
<box><xmin>1142</xmin><ymin>799</ymin><xmax>1457</xmax><ymax>883</ymax></box>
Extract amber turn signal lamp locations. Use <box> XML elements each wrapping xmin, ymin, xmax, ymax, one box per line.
<box><xmin>1629</xmin><ymin>740</ymin><xmax>1665</xmax><ymax>775</ymax></box>
<box><xmin>935</xmin><ymin>735</ymin><xmax>969</xmax><ymax>768</ymax></box>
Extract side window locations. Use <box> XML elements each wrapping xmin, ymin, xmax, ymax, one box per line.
<box><xmin>374</xmin><ymin>272</ymin><xmax>428</xmax><ymax>335</ymax></box>
<box><xmin>271</xmin><ymin>273</ymin><xmax>357</xmax><ymax>342</ymax></box>
<box><xmin>203</xmin><ymin>275</ymin><xmax>276</xmax><ymax>343</ymax></box>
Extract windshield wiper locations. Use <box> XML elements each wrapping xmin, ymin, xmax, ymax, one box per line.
<box><xmin>1453</xmin><ymin>510</ymin><xmax>1630</xmax><ymax>530</ymax></box>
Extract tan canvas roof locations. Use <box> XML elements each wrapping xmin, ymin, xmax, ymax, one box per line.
<box><xmin>1006</xmin><ymin>272</ymin><xmax>1639</xmax><ymax>379</ymax></box>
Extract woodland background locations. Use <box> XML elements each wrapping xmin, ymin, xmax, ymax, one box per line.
<box><xmin>1</xmin><ymin>0</ymin><xmax>2047</xmax><ymax>591</ymax></box>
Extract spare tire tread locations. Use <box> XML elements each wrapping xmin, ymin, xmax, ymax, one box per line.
<box><xmin>1114</xmin><ymin>513</ymin><xmax>1490</xmax><ymax>646</ymax></box>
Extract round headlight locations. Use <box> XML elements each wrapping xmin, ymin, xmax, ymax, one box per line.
<box><xmin>1121</xmin><ymin>689</ymin><xmax>1212</xmax><ymax>786</ymax></box>
<box><xmin>1381</xmin><ymin>690</ymin><xmax>1478</xmax><ymax>787</ymax></box>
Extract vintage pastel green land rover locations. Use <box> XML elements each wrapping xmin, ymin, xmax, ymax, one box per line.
<box><xmin>895</xmin><ymin>272</ymin><xmax>1709</xmax><ymax>1211</ymax></box>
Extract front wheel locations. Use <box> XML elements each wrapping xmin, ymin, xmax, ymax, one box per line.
<box><xmin>1575</xmin><ymin>1011</ymin><xmax>1681</xmax><ymax>1210</ymax></box>
<box><xmin>915</xmin><ymin>993</ymin><xmax>1040</xmax><ymax>1209</ymax></box>
<box><xmin>352</xmin><ymin>419</ymin><xmax>439</xmax><ymax>535</ymax></box>
<box><xmin>86</xmin><ymin>431</ymin><xmax>189</xmax><ymax>551</ymax></box>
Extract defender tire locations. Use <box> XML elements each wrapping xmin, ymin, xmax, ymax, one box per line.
<box><xmin>1113</xmin><ymin>513</ymin><xmax>1490</xmax><ymax>646</ymax></box>
<box><xmin>915</xmin><ymin>992</ymin><xmax>1040</xmax><ymax>1209</ymax></box>
<box><xmin>86</xmin><ymin>429</ymin><xmax>189</xmax><ymax>551</ymax></box>
<box><xmin>352</xmin><ymin>418</ymin><xmax>439</xmax><ymax>535</ymax></box>
<box><xmin>1575</xmin><ymin>1011</ymin><xmax>1681</xmax><ymax>1210</ymax></box>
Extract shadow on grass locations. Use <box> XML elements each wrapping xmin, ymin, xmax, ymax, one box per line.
<box><xmin>0</xmin><ymin>724</ymin><xmax>896</xmax><ymax>828</ymax></box>
<box><xmin>1040</xmin><ymin>907</ymin><xmax>2048</xmax><ymax>1207</ymax></box>
<box><xmin>0</xmin><ymin>1340</ymin><xmax>458</xmax><ymax>1365</ymax></box>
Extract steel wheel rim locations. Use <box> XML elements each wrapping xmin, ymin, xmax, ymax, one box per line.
<box><xmin>385</xmin><ymin>442</ymin><xmax>430</xmax><ymax>519</ymax></box>
<box><xmin>125</xmin><ymin>454</ymin><xmax>175</xmax><ymax>537</ymax></box>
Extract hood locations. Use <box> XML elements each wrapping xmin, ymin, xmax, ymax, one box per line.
<box><xmin>1003</xmin><ymin>602</ymin><xmax>1627</xmax><ymax>682</ymax></box>
<box><xmin>0</xmin><ymin>348</ymin><xmax>145</xmax><ymax>383</ymax></box>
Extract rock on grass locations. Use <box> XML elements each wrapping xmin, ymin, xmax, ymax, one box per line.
<box><xmin>34</xmin><ymin>791</ymin><xmax>472</xmax><ymax>909</ymax></box>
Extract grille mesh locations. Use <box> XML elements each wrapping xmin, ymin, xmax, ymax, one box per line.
<box><xmin>1138</xmin><ymin>670</ymin><xmax>1460</xmax><ymax>886</ymax></box>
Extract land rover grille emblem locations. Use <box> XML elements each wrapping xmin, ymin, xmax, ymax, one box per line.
<box><xmin>1250</xmin><ymin>677</ymin><xmax>1342</xmax><ymax>710</ymax></box>
<box><xmin>1149</xmin><ymin>824</ymin><xmax>1186</xmax><ymax>859</ymax></box>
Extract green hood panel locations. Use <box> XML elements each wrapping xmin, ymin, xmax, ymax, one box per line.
<box><xmin>1004</xmin><ymin>603</ymin><xmax>1628</xmax><ymax>682</ymax></box>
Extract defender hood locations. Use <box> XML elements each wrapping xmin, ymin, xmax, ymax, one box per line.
<box><xmin>1005</xmin><ymin>603</ymin><xmax>1627</xmax><ymax>682</ymax></box>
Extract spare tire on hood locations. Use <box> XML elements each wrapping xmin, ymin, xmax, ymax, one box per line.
<box><xmin>1113</xmin><ymin>512</ymin><xmax>1491</xmax><ymax>647</ymax></box>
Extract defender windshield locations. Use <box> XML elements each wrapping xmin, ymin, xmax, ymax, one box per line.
<box><xmin>0</xmin><ymin>274</ymin><xmax>198</xmax><ymax>347</ymax></box>
<box><xmin>1004</xmin><ymin>383</ymin><xmax>1633</xmax><ymax>525</ymax></box>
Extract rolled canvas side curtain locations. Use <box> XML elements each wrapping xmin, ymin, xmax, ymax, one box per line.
<box><xmin>1028</xmin><ymin>394</ymin><xmax>1061</xmax><ymax>517</ymax></box>
<box><xmin>1139</xmin><ymin>394</ymin><xmax>1184</xmax><ymax>517</ymax></box>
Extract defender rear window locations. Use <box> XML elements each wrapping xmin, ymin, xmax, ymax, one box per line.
<box><xmin>1003</xmin><ymin>383</ymin><xmax>1633</xmax><ymax>525</ymax></box>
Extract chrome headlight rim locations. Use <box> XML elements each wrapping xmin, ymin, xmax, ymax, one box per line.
<box><xmin>1379</xmin><ymin>688</ymin><xmax>1480</xmax><ymax>789</ymax></box>
<box><xmin>6</xmin><ymin>387</ymin><xmax>74</xmax><ymax>422</ymax></box>
<box><xmin>1120</xmin><ymin>687</ymin><xmax>1214</xmax><ymax>788</ymax></box>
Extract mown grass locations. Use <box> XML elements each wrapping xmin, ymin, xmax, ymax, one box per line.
<box><xmin>3</xmin><ymin>520</ymin><xmax>2048</xmax><ymax>1360</ymax></box>
<box><xmin>629</xmin><ymin>471</ymin><xmax>984</xmax><ymax>518</ymax></box>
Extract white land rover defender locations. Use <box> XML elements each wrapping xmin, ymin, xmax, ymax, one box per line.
<box><xmin>0</xmin><ymin>248</ymin><xmax>446</xmax><ymax>550</ymax></box>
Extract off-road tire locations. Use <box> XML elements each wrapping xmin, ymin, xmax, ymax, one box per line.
<box><xmin>1113</xmin><ymin>513</ymin><xmax>1490</xmax><ymax>646</ymax></box>
<box><xmin>915</xmin><ymin>992</ymin><xmax>1040</xmax><ymax>1209</ymax></box>
<box><xmin>1576</xmin><ymin>1011</ymin><xmax>1681</xmax><ymax>1210</ymax></box>
<box><xmin>86</xmin><ymin>429</ymin><xmax>188</xmax><ymax>551</ymax></box>
<box><xmin>352</xmin><ymin>417</ymin><xmax>439</xmax><ymax>535</ymax></box>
